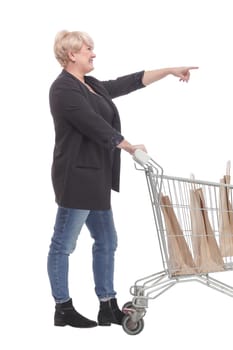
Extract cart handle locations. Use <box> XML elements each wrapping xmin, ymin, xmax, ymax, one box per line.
<box><xmin>133</xmin><ymin>149</ymin><xmax>151</xmax><ymax>166</ymax></box>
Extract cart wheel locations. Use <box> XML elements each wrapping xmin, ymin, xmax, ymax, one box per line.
<box><xmin>122</xmin><ymin>314</ymin><xmax>144</xmax><ymax>336</ymax></box>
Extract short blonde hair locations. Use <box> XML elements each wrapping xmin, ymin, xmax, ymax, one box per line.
<box><xmin>54</xmin><ymin>30</ymin><xmax>94</xmax><ymax>67</ymax></box>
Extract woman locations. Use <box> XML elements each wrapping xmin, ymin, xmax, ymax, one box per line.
<box><xmin>47</xmin><ymin>30</ymin><xmax>198</xmax><ymax>328</ymax></box>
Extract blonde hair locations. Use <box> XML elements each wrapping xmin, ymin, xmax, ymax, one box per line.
<box><xmin>54</xmin><ymin>30</ymin><xmax>94</xmax><ymax>67</ymax></box>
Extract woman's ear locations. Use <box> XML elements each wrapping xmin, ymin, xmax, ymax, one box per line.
<box><xmin>68</xmin><ymin>51</ymin><xmax>76</xmax><ymax>63</ymax></box>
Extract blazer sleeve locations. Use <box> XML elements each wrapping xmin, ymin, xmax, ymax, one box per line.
<box><xmin>50</xmin><ymin>85</ymin><xmax>123</xmax><ymax>149</ymax></box>
<box><xmin>101</xmin><ymin>71</ymin><xmax>145</xmax><ymax>99</ymax></box>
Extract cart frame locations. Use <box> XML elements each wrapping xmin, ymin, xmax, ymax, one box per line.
<box><xmin>122</xmin><ymin>150</ymin><xmax>233</xmax><ymax>335</ymax></box>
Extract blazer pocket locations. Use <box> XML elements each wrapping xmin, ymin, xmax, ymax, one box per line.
<box><xmin>75</xmin><ymin>141</ymin><xmax>102</xmax><ymax>169</ymax></box>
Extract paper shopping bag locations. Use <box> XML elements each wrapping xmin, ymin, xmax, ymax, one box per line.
<box><xmin>219</xmin><ymin>161</ymin><xmax>233</xmax><ymax>257</ymax></box>
<box><xmin>160</xmin><ymin>195</ymin><xmax>196</xmax><ymax>276</ymax></box>
<box><xmin>190</xmin><ymin>188</ymin><xmax>224</xmax><ymax>273</ymax></box>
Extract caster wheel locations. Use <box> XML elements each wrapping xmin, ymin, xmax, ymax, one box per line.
<box><xmin>122</xmin><ymin>314</ymin><xmax>144</xmax><ymax>335</ymax></box>
<box><xmin>123</xmin><ymin>301</ymin><xmax>133</xmax><ymax>310</ymax></box>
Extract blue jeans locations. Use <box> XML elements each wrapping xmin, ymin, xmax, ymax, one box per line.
<box><xmin>47</xmin><ymin>206</ymin><xmax>118</xmax><ymax>303</ymax></box>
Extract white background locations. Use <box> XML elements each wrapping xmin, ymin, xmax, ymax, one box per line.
<box><xmin>1</xmin><ymin>0</ymin><xmax>233</xmax><ymax>348</ymax></box>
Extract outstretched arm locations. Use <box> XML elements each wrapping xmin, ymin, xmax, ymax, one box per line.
<box><xmin>115</xmin><ymin>66</ymin><xmax>198</xmax><ymax>155</ymax></box>
<box><xmin>142</xmin><ymin>66</ymin><xmax>199</xmax><ymax>85</ymax></box>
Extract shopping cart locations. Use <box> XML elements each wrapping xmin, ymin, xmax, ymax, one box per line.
<box><xmin>122</xmin><ymin>150</ymin><xmax>233</xmax><ymax>335</ymax></box>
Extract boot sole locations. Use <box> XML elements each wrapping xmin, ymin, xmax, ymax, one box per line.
<box><xmin>55</xmin><ymin>322</ymin><xmax>98</xmax><ymax>328</ymax></box>
<box><xmin>98</xmin><ymin>322</ymin><xmax>111</xmax><ymax>326</ymax></box>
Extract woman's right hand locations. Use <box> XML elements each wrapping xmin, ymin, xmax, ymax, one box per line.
<box><xmin>117</xmin><ymin>140</ymin><xmax>147</xmax><ymax>155</ymax></box>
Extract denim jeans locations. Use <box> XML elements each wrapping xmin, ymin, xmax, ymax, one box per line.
<box><xmin>47</xmin><ymin>206</ymin><xmax>118</xmax><ymax>303</ymax></box>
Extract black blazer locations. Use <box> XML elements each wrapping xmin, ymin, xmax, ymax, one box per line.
<box><xmin>49</xmin><ymin>69</ymin><xmax>145</xmax><ymax>210</ymax></box>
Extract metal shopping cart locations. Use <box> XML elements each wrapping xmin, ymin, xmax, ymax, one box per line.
<box><xmin>122</xmin><ymin>150</ymin><xmax>233</xmax><ymax>335</ymax></box>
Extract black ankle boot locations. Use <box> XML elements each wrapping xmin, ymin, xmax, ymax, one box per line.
<box><xmin>98</xmin><ymin>298</ymin><xmax>125</xmax><ymax>326</ymax></box>
<box><xmin>54</xmin><ymin>299</ymin><xmax>97</xmax><ymax>328</ymax></box>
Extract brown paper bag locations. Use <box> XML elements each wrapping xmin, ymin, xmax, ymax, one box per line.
<box><xmin>190</xmin><ymin>187</ymin><xmax>224</xmax><ymax>273</ymax></box>
<box><xmin>219</xmin><ymin>161</ymin><xmax>233</xmax><ymax>257</ymax></box>
<box><xmin>160</xmin><ymin>195</ymin><xmax>196</xmax><ymax>276</ymax></box>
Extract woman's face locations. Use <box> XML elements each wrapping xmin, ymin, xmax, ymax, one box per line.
<box><xmin>73</xmin><ymin>43</ymin><xmax>96</xmax><ymax>74</ymax></box>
